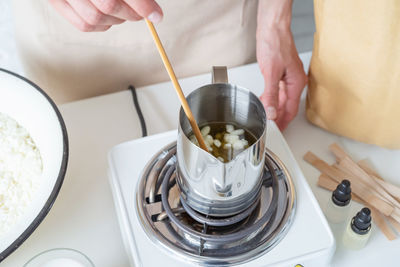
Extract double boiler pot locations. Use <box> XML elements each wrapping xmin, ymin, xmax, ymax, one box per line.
<box><xmin>176</xmin><ymin>66</ymin><xmax>267</xmax><ymax>217</ymax></box>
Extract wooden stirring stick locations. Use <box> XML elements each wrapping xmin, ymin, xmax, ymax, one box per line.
<box><xmin>145</xmin><ymin>19</ymin><xmax>208</xmax><ymax>152</ymax></box>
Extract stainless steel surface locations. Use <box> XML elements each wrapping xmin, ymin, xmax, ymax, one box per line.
<box><xmin>136</xmin><ymin>142</ymin><xmax>296</xmax><ymax>266</ymax></box>
<box><xmin>148</xmin><ymin>147</ymin><xmax>176</xmax><ymax>203</ymax></box>
<box><xmin>177</xmin><ymin>66</ymin><xmax>267</xmax><ymax>216</ymax></box>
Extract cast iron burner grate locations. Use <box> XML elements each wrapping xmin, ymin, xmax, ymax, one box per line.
<box><xmin>136</xmin><ymin>142</ymin><xmax>296</xmax><ymax>266</ymax></box>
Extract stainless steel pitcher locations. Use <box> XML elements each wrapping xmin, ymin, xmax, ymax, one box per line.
<box><xmin>176</xmin><ymin>66</ymin><xmax>267</xmax><ymax>217</ymax></box>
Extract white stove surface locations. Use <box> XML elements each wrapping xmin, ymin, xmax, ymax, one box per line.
<box><xmin>107</xmin><ymin>122</ymin><xmax>335</xmax><ymax>267</ymax></box>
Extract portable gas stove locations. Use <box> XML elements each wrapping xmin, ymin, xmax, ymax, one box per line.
<box><xmin>107</xmin><ymin>122</ymin><xmax>335</xmax><ymax>266</ymax></box>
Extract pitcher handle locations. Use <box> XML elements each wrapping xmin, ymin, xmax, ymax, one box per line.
<box><xmin>212</xmin><ymin>66</ymin><xmax>228</xmax><ymax>84</ymax></box>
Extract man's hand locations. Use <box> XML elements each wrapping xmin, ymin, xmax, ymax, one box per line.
<box><xmin>257</xmin><ymin>0</ymin><xmax>307</xmax><ymax>131</ymax></box>
<box><xmin>49</xmin><ymin>0</ymin><xmax>163</xmax><ymax>32</ymax></box>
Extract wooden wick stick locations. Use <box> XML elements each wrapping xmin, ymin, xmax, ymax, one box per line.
<box><xmin>387</xmin><ymin>216</ymin><xmax>400</xmax><ymax>233</ymax></box>
<box><xmin>304</xmin><ymin>151</ymin><xmax>394</xmax><ymax>216</ymax></box>
<box><xmin>358</xmin><ymin>159</ymin><xmax>384</xmax><ymax>180</ymax></box>
<box><xmin>145</xmin><ymin>19</ymin><xmax>208</xmax><ymax>151</ymax></box>
<box><xmin>333</xmin><ymin>168</ymin><xmax>400</xmax><ymax>223</ymax></box>
<box><xmin>375</xmin><ymin>179</ymin><xmax>400</xmax><ymax>202</ymax></box>
<box><xmin>356</xmin><ymin>159</ymin><xmax>400</xmax><ymax>201</ymax></box>
<box><xmin>329</xmin><ymin>143</ymin><xmax>400</xmax><ymax>210</ymax></box>
<box><xmin>339</xmin><ymin>157</ymin><xmax>400</xmax><ymax>210</ymax></box>
<box><xmin>329</xmin><ymin>143</ymin><xmax>349</xmax><ymax>163</ymax></box>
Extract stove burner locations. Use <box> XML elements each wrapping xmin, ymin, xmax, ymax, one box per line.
<box><xmin>178</xmin><ymin>194</ymin><xmax>259</xmax><ymax>227</ymax></box>
<box><xmin>136</xmin><ymin>142</ymin><xmax>296</xmax><ymax>265</ymax></box>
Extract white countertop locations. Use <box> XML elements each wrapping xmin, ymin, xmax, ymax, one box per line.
<box><xmin>3</xmin><ymin>52</ymin><xmax>399</xmax><ymax>266</ymax></box>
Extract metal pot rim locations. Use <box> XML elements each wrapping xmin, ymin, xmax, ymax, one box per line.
<box><xmin>178</xmin><ymin>82</ymin><xmax>267</xmax><ymax>163</ymax></box>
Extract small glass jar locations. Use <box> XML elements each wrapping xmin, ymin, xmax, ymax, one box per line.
<box><xmin>24</xmin><ymin>248</ymin><xmax>95</xmax><ymax>267</ymax></box>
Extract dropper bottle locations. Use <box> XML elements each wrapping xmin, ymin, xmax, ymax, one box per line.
<box><xmin>325</xmin><ymin>180</ymin><xmax>352</xmax><ymax>223</ymax></box>
<box><xmin>342</xmin><ymin>207</ymin><xmax>372</xmax><ymax>250</ymax></box>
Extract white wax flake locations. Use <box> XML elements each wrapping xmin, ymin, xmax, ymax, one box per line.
<box><xmin>0</xmin><ymin>112</ymin><xmax>42</xmax><ymax>236</ymax></box>
<box><xmin>241</xmin><ymin>139</ymin><xmax>249</xmax><ymax>147</ymax></box>
<box><xmin>233</xmin><ymin>140</ymin><xmax>245</xmax><ymax>150</ymax></box>
<box><xmin>223</xmin><ymin>143</ymin><xmax>232</xmax><ymax>149</ymax></box>
<box><xmin>213</xmin><ymin>139</ymin><xmax>221</xmax><ymax>147</ymax></box>
<box><xmin>230</xmin><ymin>129</ymin><xmax>244</xmax><ymax>135</ymax></box>
<box><xmin>200</xmin><ymin>126</ymin><xmax>210</xmax><ymax>136</ymax></box>
<box><xmin>205</xmin><ymin>135</ymin><xmax>214</xmax><ymax>146</ymax></box>
<box><xmin>189</xmin><ymin>124</ymin><xmax>251</xmax><ymax>163</ymax></box>
<box><xmin>224</xmin><ymin>134</ymin><xmax>239</xmax><ymax>144</ymax></box>
<box><xmin>226</xmin><ymin>124</ymin><xmax>234</xmax><ymax>133</ymax></box>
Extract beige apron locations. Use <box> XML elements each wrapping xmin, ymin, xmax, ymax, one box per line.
<box><xmin>12</xmin><ymin>0</ymin><xmax>257</xmax><ymax>104</ymax></box>
<box><xmin>307</xmin><ymin>0</ymin><xmax>400</xmax><ymax>149</ymax></box>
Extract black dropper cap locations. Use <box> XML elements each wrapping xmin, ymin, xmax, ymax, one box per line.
<box><xmin>332</xmin><ymin>179</ymin><xmax>351</xmax><ymax>206</ymax></box>
<box><xmin>351</xmin><ymin>207</ymin><xmax>372</xmax><ymax>235</ymax></box>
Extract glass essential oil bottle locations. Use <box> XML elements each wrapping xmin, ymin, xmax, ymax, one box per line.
<box><xmin>342</xmin><ymin>207</ymin><xmax>372</xmax><ymax>250</ymax></box>
<box><xmin>325</xmin><ymin>180</ymin><xmax>352</xmax><ymax>223</ymax></box>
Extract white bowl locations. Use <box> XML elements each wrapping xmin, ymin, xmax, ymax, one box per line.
<box><xmin>0</xmin><ymin>69</ymin><xmax>68</xmax><ymax>261</ymax></box>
